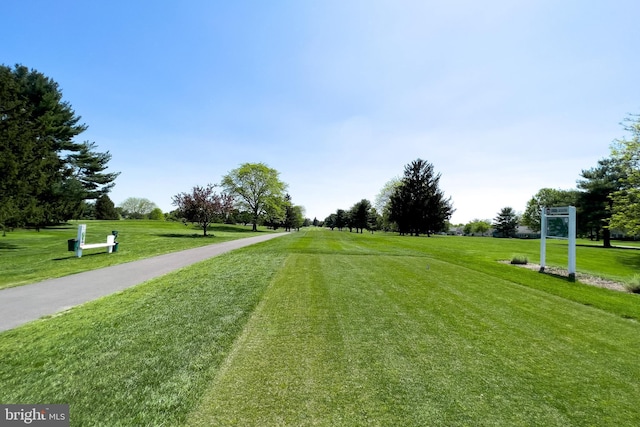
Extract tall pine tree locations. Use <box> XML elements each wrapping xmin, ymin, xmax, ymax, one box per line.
<box><xmin>95</xmin><ymin>194</ymin><xmax>120</xmax><ymax>220</ymax></box>
<box><xmin>0</xmin><ymin>64</ymin><xmax>119</xmax><ymax>228</ymax></box>
<box><xmin>577</xmin><ymin>158</ymin><xmax>625</xmax><ymax>247</ymax></box>
<box><xmin>389</xmin><ymin>159</ymin><xmax>454</xmax><ymax>236</ymax></box>
<box><xmin>492</xmin><ymin>207</ymin><xmax>519</xmax><ymax>238</ymax></box>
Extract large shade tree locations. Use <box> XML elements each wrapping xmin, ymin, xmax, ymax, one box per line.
<box><xmin>464</xmin><ymin>219</ymin><xmax>492</xmax><ymax>236</ymax></box>
<box><xmin>119</xmin><ymin>197</ymin><xmax>157</xmax><ymax>219</ymax></box>
<box><xmin>375</xmin><ymin>177</ymin><xmax>401</xmax><ymax>231</ymax></box>
<box><xmin>324</xmin><ymin>213</ymin><xmax>337</xmax><ymax>230</ymax></box>
<box><xmin>521</xmin><ymin>188</ymin><xmax>580</xmax><ymax>233</ymax></box>
<box><xmin>0</xmin><ymin>64</ymin><xmax>119</xmax><ymax>229</ymax></box>
<box><xmin>388</xmin><ymin>159</ymin><xmax>454</xmax><ymax>236</ymax></box>
<box><xmin>221</xmin><ymin>163</ymin><xmax>288</xmax><ymax>231</ymax></box>
<box><xmin>609</xmin><ymin>114</ymin><xmax>640</xmax><ymax>236</ymax></box>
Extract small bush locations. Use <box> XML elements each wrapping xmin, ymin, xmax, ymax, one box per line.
<box><xmin>624</xmin><ymin>274</ymin><xmax>640</xmax><ymax>293</ymax></box>
<box><xmin>510</xmin><ymin>255</ymin><xmax>528</xmax><ymax>265</ymax></box>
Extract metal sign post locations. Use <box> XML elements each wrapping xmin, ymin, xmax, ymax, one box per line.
<box><xmin>540</xmin><ymin>209</ymin><xmax>547</xmax><ymax>272</ymax></box>
<box><xmin>540</xmin><ymin>206</ymin><xmax>576</xmax><ymax>281</ymax></box>
<box><xmin>76</xmin><ymin>224</ymin><xmax>87</xmax><ymax>258</ymax></box>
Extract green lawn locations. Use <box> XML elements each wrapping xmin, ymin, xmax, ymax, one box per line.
<box><xmin>0</xmin><ymin>220</ymin><xmax>268</xmax><ymax>289</ymax></box>
<box><xmin>1</xmin><ymin>230</ymin><xmax>640</xmax><ymax>426</ymax></box>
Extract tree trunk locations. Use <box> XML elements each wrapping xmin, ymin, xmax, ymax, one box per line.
<box><xmin>603</xmin><ymin>227</ymin><xmax>612</xmax><ymax>248</ymax></box>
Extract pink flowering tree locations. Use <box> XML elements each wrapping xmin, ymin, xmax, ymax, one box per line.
<box><xmin>172</xmin><ymin>184</ymin><xmax>234</xmax><ymax>236</ymax></box>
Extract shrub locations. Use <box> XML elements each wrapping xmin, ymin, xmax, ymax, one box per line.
<box><xmin>148</xmin><ymin>208</ymin><xmax>165</xmax><ymax>221</ymax></box>
<box><xmin>624</xmin><ymin>274</ymin><xmax>640</xmax><ymax>293</ymax></box>
<box><xmin>510</xmin><ymin>255</ymin><xmax>528</xmax><ymax>265</ymax></box>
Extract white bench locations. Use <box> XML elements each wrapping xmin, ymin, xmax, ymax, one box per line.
<box><xmin>74</xmin><ymin>225</ymin><xmax>118</xmax><ymax>258</ymax></box>
<box><xmin>80</xmin><ymin>235</ymin><xmax>116</xmax><ymax>250</ymax></box>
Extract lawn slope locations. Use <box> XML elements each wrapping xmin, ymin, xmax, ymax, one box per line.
<box><xmin>1</xmin><ymin>230</ymin><xmax>639</xmax><ymax>426</ymax></box>
<box><xmin>189</xmin><ymin>230</ymin><xmax>640</xmax><ymax>426</ymax></box>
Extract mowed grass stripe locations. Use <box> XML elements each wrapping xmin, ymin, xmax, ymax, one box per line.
<box><xmin>0</xmin><ymin>246</ymin><xmax>287</xmax><ymax>426</ymax></box>
<box><xmin>188</xmin><ymin>253</ymin><xmax>350</xmax><ymax>426</ymax></box>
<box><xmin>189</xmin><ymin>233</ymin><xmax>640</xmax><ymax>426</ymax></box>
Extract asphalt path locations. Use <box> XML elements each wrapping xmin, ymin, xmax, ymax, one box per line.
<box><xmin>0</xmin><ymin>232</ymin><xmax>286</xmax><ymax>333</ymax></box>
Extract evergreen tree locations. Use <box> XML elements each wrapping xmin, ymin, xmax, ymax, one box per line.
<box><xmin>349</xmin><ymin>199</ymin><xmax>371</xmax><ymax>233</ymax></box>
<box><xmin>283</xmin><ymin>194</ymin><xmax>299</xmax><ymax>231</ymax></box>
<box><xmin>577</xmin><ymin>158</ymin><xmax>625</xmax><ymax>247</ymax></box>
<box><xmin>388</xmin><ymin>159</ymin><xmax>454</xmax><ymax>236</ymax></box>
<box><xmin>67</xmin><ymin>141</ymin><xmax>120</xmax><ymax>199</ymax></box>
<box><xmin>0</xmin><ymin>64</ymin><xmax>119</xmax><ymax>228</ymax></box>
<box><xmin>95</xmin><ymin>194</ymin><xmax>119</xmax><ymax>220</ymax></box>
<box><xmin>335</xmin><ymin>209</ymin><xmax>347</xmax><ymax>231</ymax></box>
<box><xmin>367</xmin><ymin>207</ymin><xmax>381</xmax><ymax>232</ymax></box>
<box><xmin>493</xmin><ymin>207</ymin><xmax>519</xmax><ymax>238</ymax></box>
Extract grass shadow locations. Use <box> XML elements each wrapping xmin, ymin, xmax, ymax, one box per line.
<box><xmin>53</xmin><ymin>252</ymin><xmax>117</xmax><ymax>261</ymax></box>
<box><xmin>209</xmin><ymin>225</ymin><xmax>260</xmax><ymax>233</ymax></box>
<box><xmin>615</xmin><ymin>254</ymin><xmax>640</xmax><ymax>270</ymax></box>
<box><xmin>0</xmin><ymin>242</ymin><xmax>20</xmax><ymax>250</ymax></box>
<box><xmin>576</xmin><ymin>243</ymin><xmax>640</xmax><ymax>270</ymax></box>
<box><xmin>538</xmin><ymin>269</ymin><xmax>576</xmax><ymax>283</ymax></box>
<box><xmin>577</xmin><ymin>243</ymin><xmax>640</xmax><ymax>250</ymax></box>
<box><xmin>48</xmin><ymin>225</ymin><xmax>76</xmax><ymax>230</ymax></box>
<box><xmin>155</xmin><ymin>233</ymin><xmax>217</xmax><ymax>239</ymax></box>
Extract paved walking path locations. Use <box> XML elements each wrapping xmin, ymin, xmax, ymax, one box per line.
<box><xmin>0</xmin><ymin>233</ymin><xmax>286</xmax><ymax>333</ymax></box>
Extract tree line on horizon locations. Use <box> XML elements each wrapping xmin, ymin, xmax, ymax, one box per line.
<box><xmin>324</xmin><ymin>158</ymin><xmax>455</xmax><ymax>237</ymax></box>
<box><xmin>457</xmin><ymin>114</ymin><xmax>640</xmax><ymax>246</ymax></box>
<box><xmin>328</xmin><ymin>112</ymin><xmax>640</xmax><ymax>243</ymax></box>
<box><xmin>171</xmin><ymin>162</ymin><xmax>306</xmax><ymax>235</ymax></box>
<box><xmin>0</xmin><ymin>65</ymin><xmax>310</xmax><ymax>235</ymax></box>
<box><xmin>0</xmin><ymin>65</ymin><xmax>455</xmax><ymax>238</ymax></box>
<box><xmin>4</xmin><ymin>64</ymin><xmax>640</xmax><ymax>243</ymax></box>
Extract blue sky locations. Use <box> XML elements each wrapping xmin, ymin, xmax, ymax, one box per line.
<box><xmin>4</xmin><ymin>1</ymin><xmax>640</xmax><ymax>224</ymax></box>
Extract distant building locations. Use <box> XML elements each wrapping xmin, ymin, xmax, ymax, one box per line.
<box><xmin>515</xmin><ymin>225</ymin><xmax>540</xmax><ymax>239</ymax></box>
<box><xmin>491</xmin><ymin>225</ymin><xmax>540</xmax><ymax>239</ymax></box>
